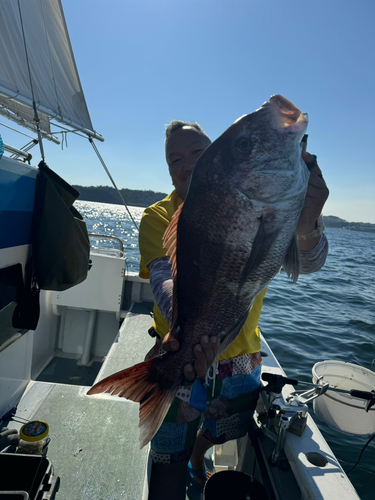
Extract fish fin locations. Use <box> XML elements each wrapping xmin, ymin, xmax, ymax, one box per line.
<box><xmin>282</xmin><ymin>233</ymin><xmax>300</xmax><ymax>283</ymax></box>
<box><xmin>163</xmin><ymin>202</ymin><xmax>184</xmax><ymax>334</ymax></box>
<box><xmin>239</xmin><ymin>216</ymin><xmax>278</xmax><ymax>291</ymax></box>
<box><xmin>216</xmin><ymin>313</ymin><xmax>250</xmax><ymax>356</ymax></box>
<box><xmin>87</xmin><ymin>357</ymin><xmax>177</xmax><ymax>448</ymax></box>
<box><xmin>163</xmin><ymin>202</ymin><xmax>184</xmax><ymax>279</ymax></box>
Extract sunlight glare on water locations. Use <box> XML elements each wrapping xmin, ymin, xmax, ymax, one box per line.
<box><xmin>77</xmin><ymin>201</ymin><xmax>143</xmax><ymax>272</ymax></box>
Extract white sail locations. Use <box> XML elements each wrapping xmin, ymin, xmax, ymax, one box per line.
<box><xmin>0</xmin><ymin>0</ymin><xmax>103</xmax><ymax>140</ymax></box>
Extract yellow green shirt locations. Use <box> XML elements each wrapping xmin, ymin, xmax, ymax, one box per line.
<box><xmin>139</xmin><ymin>190</ymin><xmax>266</xmax><ymax>360</ymax></box>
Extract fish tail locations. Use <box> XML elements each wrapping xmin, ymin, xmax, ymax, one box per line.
<box><xmin>87</xmin><ymin>357</ymin><xmax>177</xmax><ymax>448</ymax></box>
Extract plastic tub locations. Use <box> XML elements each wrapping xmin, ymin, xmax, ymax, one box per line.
<box><xmin>312</xmin><ymin>360</ymin><xmax>375</xmax><ymax>435</ymax></box>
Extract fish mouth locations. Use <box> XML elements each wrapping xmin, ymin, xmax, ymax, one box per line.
<box><xmin>265</xmin><ymin>95</ymin><xmax>308</xmax><ymax>133</ymax></box>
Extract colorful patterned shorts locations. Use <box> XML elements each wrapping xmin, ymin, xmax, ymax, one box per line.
<box><xmin>150</xmin><ymin>352</ymin><xmax>262</xmax><ymax>464</ymax></box>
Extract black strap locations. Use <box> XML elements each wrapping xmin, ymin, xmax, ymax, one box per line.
<box><xmin>12</xmin><ymin>262</ymin><xmax>40</xmax><ymax>331</ymax></box>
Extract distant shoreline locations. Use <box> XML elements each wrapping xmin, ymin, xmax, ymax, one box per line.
<box><xmin>322</xmin><ymin>216</ymin><xmax>375</xmax><ymax>233</ymax></box>
<box><xmin>73</xmin><ymin>184</ymin><xmax>169</xmax><ymax>209</ymax></box>
<box><xmin>74</xmin><ymin>185</ymin><xmax>375</xmax><ymax>232</ymax></box>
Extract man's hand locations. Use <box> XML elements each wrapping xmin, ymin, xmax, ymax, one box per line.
<box><xmin>298</xmin><ymin>152</ymin><xmax>329</xmax><ymax>251</ymax></box>
<box><xmin>162</xmin><ymin>333</ymin><xmax>218</xmax><ymax>382</ymax></box>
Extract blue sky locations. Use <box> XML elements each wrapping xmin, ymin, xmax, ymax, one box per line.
<box><xmin>2</xmin><ymin>0</ymin><xmax>375</xmax><ymax>223</ymax></box>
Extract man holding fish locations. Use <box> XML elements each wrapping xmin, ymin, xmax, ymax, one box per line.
<box><xmin>88</xmin><ymin>96</ymin><xmax>329</xmax><ymax>499</ymax></box>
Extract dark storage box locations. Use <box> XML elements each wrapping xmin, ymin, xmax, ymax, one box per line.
<box><xmin>0</xmin><ymin>492</ymin><xmax>29</xmax><ymax>499</ymax></box>
<box><xmin>0</xmin><ymin>454</ymin><xmax>59</xmax><ymax>500</ymax></box>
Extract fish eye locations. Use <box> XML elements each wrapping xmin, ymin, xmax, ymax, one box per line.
<box><xmin>237</xmin><ymin>138</ymin><xmax>250</xmax><ymax>153</ymax></box>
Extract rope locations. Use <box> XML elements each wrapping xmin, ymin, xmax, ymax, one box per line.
<box><xmin>51</xmin><ymin>121</ymin><xmax>88</xmax><ymax>140</ymax></box>
<box><xmin>205</xmin><ymin>361</ymin><xmax>219</xmax><ymax>397</ymax></box>
<box><xmin>89</xmin><ymin>137</ymin><xmax>139</xmax><ymax>231</ymax></box>
<box><xmin>60</xmin><ymin>131</ymin><xmax>68</xmax><ymax>150</ymax></box>
<box><xmin>344</xmin><ymin>432</ymin><xmax>375</xmax><ymax>474</ymax></box>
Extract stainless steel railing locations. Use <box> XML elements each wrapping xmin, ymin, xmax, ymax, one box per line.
<box><xmin>88</xmin><ymin>233</ymin><xmax>124</xmax><ymax>257</ymax></box>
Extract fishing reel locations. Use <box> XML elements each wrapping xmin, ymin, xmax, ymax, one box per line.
<box><xmin>257</xmin><ymin>373</ymin><xmax>309</xmax><ymax>468</ymax></box>
<box><xmin>257</xmin><ymin>372</ymin><xmax>375</xmax><ymax>469</ymax></box>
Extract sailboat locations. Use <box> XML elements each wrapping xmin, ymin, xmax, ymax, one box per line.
<box><xmin>0</xmin><ymin>1</ymin><xmax>373</xmax><ymax>499</ymax></box>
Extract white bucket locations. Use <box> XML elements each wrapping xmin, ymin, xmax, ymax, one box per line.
<box><xmin>312</xmin><ymin>360</ymin><xmax>375</xmax><ymax>435</ymax></box>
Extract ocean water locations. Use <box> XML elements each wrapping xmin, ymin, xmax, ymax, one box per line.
<box><xmin>77</xmin><ymin>200</ymin><xmax>375</xmax><ymax>499</ymax></box>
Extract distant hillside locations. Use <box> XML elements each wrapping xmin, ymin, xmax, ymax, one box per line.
<box><xmin>73</xmin><ymin>185</ymin><xmax>168</xmax><ymax>208</ymax></box>
<box><xmin>323</xmin><ymin>215</ymin><xmax>375</xmax><ymax>233</ymax></box>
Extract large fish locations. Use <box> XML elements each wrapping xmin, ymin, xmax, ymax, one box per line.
<box><xmin>87</xmin><ymin>95</ymin><xmax>310</xmax><ymax>447</ymax></box>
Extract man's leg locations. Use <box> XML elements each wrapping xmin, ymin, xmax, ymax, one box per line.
<box><xmin>147</xmin><ymin>385</ymin><xmax>203</xmax><ymax>499</ymax></box>
<box><xmin>192</xmin><ymin>354</ymin><xmax>262</xmax><ymax>487</ymax></box>
<box><xmin>149</xmin><ymin>430</ymin><xmax>213</xmax><ymax>498</ymax></box>
<box><xmin>189</xmin><ymin>430</ymin><xmax>214</xmax><ymax>486</ymax></box>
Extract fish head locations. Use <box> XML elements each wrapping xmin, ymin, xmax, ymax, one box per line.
<box><xmin>190</xmin><ymin>95</ymin><xmax>309</xmax><ymax>204</ymax></box>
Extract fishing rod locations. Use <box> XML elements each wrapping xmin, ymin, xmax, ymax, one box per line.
<box><xmin>261</xmin><ymin>372</ymin><xmax>375</xmax><ymax>412</ymax></box>
<box><xmin>291</xmin><ymin>379</ymin><xmax>375</xmax><ymax>411</ymax></box>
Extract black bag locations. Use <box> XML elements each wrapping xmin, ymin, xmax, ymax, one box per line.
<box><xmin>31</xmin><ymin>161</ymin><xmax>90</xmax><ymax>291</ymax></box>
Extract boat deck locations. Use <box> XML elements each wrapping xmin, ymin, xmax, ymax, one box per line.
<box><xmin>9</xmin><ymin>301</ymin><xmax>156</xmax><ymax>500</ymax></box>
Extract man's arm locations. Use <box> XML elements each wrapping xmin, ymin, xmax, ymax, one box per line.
<box><xmin>297</xmin><ymin>153</ymin><xmax>329</xmax><ymax>245</ymax></box>
<box><xmin>300</xmin><ymin>233</ymin><xmax>328</xmax><ymax>274</ymax></box>
<box><xmin>148</xmin><ymin>258</ymin><xmax>173</xmax><ymax>325</ymax></box>
<box><xmin>297</xmin><ymin>152</ymin><xmax>330</xmax><ymax>272</ymax></box>
<box><xmin>148</xmin><ymin>258</ymin><xmax>218</xmax><ymax>380</ymax></box>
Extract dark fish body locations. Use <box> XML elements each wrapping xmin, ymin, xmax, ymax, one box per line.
<box><xmin>88</xmin><ymin>95</ymin><xmax>310</xmax><ymax>447</ymax></box>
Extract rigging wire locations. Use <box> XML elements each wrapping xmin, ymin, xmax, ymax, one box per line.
<box><xmin>10</xmin><ymin>5</ymin><xmax>50</xmax><ymax>487</ymax></box>
<box><xmin>344</xmin><ymin>432</ymin><xmax>375</xmax><ymax>474</ymax></box>
<box><xmin>89</xmin><ymin>137</ymin><xmax>139</xmax><ymax>231</ymax></box>
<box><xmin>17</xmin><ymin>0</ymin><xmax>45</xmax><ymax>162</ymax></box>
<box><xmin>0</xmin><ymin>120</ymin><xmax>35</xmax><ymax>139</ymax></box>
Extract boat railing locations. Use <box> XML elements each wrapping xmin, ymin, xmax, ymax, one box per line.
<box><xmin>3</xmin><ymin>143</ymin><xmax>32</xmax><ymax>163</ymax></box>
<box><xmin>88</xmin><ymin>233</ymin><xmax>125</xmax><ymax>258</ymax></box>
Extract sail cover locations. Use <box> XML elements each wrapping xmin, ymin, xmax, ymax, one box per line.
<box><xmin>0</xmin><ymin>0</ymin><xmax>102</xmax><ymax>140</ymax></box>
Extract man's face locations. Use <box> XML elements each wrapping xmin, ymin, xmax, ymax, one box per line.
<box><xmin>166</xmin><ymin>126</ymin><xmax>211</xmax><ymax>200</ymax></box>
